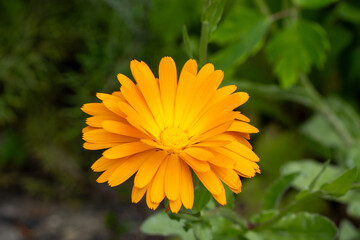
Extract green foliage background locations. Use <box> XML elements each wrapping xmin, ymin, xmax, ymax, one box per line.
<box><xmin>1</xmin><ymin>0</ymin><xmax>360</xmax><ymax>239</ymax></box>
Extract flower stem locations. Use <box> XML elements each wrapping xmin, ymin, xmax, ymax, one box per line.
<box><xmin>254</xmin><ymin>0</ymin><xmax>271</xmax><ymax>15</ymax></box>
<box><xmin>299</xmin><ymin>74</ymin><xmax>354</xmax><ymax>147</ymax></box>
<box><xmin>199</xmin><ymin>20</ymin><xmax>209</xmax><ymax>66</ymax></box>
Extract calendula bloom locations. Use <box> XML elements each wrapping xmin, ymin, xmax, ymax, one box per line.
<box><xmin>82</xmin><ymin>57</ymin><xmax>260</xmax><ymax>213</ymax></box>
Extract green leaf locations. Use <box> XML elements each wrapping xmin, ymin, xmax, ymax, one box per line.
<box><xmin>193</xmin><ymin>179</ymin><xmax>212</xmax><ymax>212</ymax></box>
<box><xmin>321</xmin><ymin>168</ymin><xmax>358</xmax><ymax>197</ymax></box>
<box><xmin>224</xmin><ymin>184</ymin><xmax>235</xmax><ymax>209</ymax></box>
<box><xmin>281</xmin><ymin>160</ymin><xmax>344</xmax><ymax>191</ymax></box>
<box><xmin>293</xmin><ymin>0</ymin><xmax>338</xmax><ymax>9</ymax></box>
<box><xmin>266</xmin><ymin>20</ymin><xmax>329</xmax><ymax>87</ymax></box>
<box><xmin>202</xmin><ymin>0</ymin><xmax>226</xmax><ymax>33</ymax></box>
<box><xmin>339</xmin><ymin>220</ymin><xmax>360</xmax><ymax>240</ymax></box>
<box><xmin>211</xmin><ymin>16</ymin><xmax>270</xmax><ymax>70</ymax></box>
<box><xmin>263</xmin><ymin>172</ymin><xmax>300</xmax><ymax>210</ymax></box>
<box><xmin>252</xmin><ymin>212</ymin><xmax>337</xmax><ymax>240</ymax></box>
<box><xmin>183</xmin><ymin>25</ymin><xmax>193</xmax><ymax>58</ymax></box>
<box><xmin>337</xmin><ymin>2</ymin><xmax>360</xmax><ymax>24</ymax></box>
<box><xmin>140</xmin><ymin>212</ymin><xmax>196</xmax><ymax>240</ymax></box>
<box><xmin>193</xmin><ymin>223</ymin><xmax>213</xmax><ymax>240</ymax></box>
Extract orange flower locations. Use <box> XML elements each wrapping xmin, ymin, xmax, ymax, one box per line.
<box><xmin>82</xmin><ymin>57</ymin><xmax>260</xmax><ymax>213</ymax></box>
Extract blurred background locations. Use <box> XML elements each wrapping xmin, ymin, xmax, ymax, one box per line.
<box><xmin>0</xmin><ymin>0</ymin><xmax>360</xmax><ymax>239</ymax></box>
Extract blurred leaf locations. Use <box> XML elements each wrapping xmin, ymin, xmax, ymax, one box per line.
<box><xmin>339</xmin><ymin>220</ymin><xmax>360</xmax><ymax>240</ymax></box>
<box><xmin>211</xmin><ymin>15</ymin><xmax>270</xmax><ymax>70</ymax></box>
<box><xmin>141</xmin><ymin>211</ymin><xmax>196</xmax><ymax>240</ymax></box>
<box><xmin>293</xmin><ymin>0</ymin><xmax>338</xmax><ymax>9</ymax></box>
<box><xmin>281</xmin><ymin>160</ymin><xmax>344</xmax><ymax>191</ymax></box>
<box><xmin>337</xmin><ymin>2</ymin><xmax>360</xmax><ymax>24</ymax></box>
<box><xmin>193</xmin><ymin>223</ymin><xmax>213</xmax><ymax>240</ymax></box>
<box><xmin>247</xmin><ymin>213</ymin><xmax>337</xmax><ymax>240</ymax></box>
<box><xmin>321</xmin><ymin>168</ymin><xmax>357</xmax><ymax>196</ymax></box>
<box><xmin>202</xmin><ymin>0</ymin><xmax>226</xmax><ymax>34</ymax></box>
<box><xmin>301</xmin><ymin>96</ymin><xmax>360</xmax><ymax>153</ymax></box>
<box><xmin>263</xmin><ymin>172</ymin><xmax>300</xmax><ymax>210</ymax></box>
<box><xmin>183</xmin><ymin>25</ymin><xmax>193</xmax><ymax>58</ymax></box>
<box><xmin>193</xmin><ymin>179</ymin><xmax>212</xmax><ymax>212</ymax></box>
<box><xmin>266</xmin><ymin>20</ymin><xmax>329</xmax><ymax>87</ymax></box>
<box><xmin>150</xmin><ymin>0</ymin><xmax>202</xmax><ymax>42</ymax></box>
<box><xmin>224</xmin><ymin>184</ymin><xmax>235</xmax><ymax>209</ymax></box>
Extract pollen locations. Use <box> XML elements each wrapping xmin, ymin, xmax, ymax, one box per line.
<box><xmin>160</xmin><ymin>127</ymin><xmax>189</xmax><ymax>150</ymax></box>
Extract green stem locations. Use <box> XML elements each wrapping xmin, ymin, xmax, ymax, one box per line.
<box><xmin>199</xmin><ymin>20</ymin><xmax>209</xmax><ymax>66</ymax></box>
<box><xmin>252</xmin><ymin>191</ymin><xmax>323</xmax><ymax>230</ymax></box>
<box><xmin>254</xmin><ymin>0</ymin><xmax>271</xmax><ymax>15</ymax></box>
<box><xmin>299</xmin><ymin>74</ymin><xmax>354</xmax><ymax>147</ymax></box>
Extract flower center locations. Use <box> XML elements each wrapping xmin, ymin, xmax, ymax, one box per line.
<box><xmin>160</xmin><ymin>127</ymin><xmax>189</xmax><ymax>149</ymax></box>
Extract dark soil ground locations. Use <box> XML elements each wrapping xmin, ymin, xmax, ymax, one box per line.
<box><xmin>0</xmin><ymin>185</ymin><xmax>166</xmax><ymax>240</ymax></box>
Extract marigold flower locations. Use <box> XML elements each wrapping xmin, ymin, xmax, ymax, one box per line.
<box><xmin>82</xmin><ymin>57</ymin><xmax>260</xmax><ymax>213</ymax></box>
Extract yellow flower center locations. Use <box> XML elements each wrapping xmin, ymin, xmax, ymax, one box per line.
<box><xmin>160</xmin><ymin>127</ymin><xmax>189</xmax><ymax>150</ymax></box>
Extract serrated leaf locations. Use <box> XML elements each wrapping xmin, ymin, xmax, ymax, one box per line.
<box><xmin>211</xmin><ymin>16</ymin><xmax>270</xmax><ymax>70</ymax></box>
<box><xmin>140</xmin><ymin>211</ymin><xmax>196</xmax><ymax>240</ymax></box>
<box><xmin>281</xmin><ymin>160</ymin><xmax>344</xmax><ymax>191</ymax></box>
<box><xmin>266</xmin><ymin>20</ymin><xmax>330</xmax><ymax>87</ymax></box>
<box><xmin>321</xmin><ymin>168</ymin><xmax>358</xmax><ymax>196</ymax></box>
<box><xmin>263</xmin><ymin>172</ymin><xmax>300</xmax><ymax>210</ymax></box>
<box><xmin>293</xmin><ymin>0</ymin><xmax>338</xmax><ymax>9</ymax></box>
<box><xmin>252</xmin><ymin>212</ymin><xmax>337</xmax><ymax>240</ymax></box>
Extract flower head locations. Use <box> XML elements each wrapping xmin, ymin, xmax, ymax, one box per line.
<box><xmin>82</xmin><ymin>57</ymin><xmax>260</xmax><ymax>213</ymax></box>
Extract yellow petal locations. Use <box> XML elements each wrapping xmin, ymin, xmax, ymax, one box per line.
<box><xmin>86</xmin><ymin>115</ymin><xmax>124</xmax><ymax>128</ymax></box>
<box><xmin>108</xmin><ymin>151</ymin><xmax>153</xmax><ymax>186</ymax></box>
<box><xmin>118</xmin><ymin>99</ymin><xmax>160</xmax><ymax>139</ymax></box>
<box><xmin>181</xmin><ymin>70</ymin><xmax>224</xmax><ymax>130</ymax></box>
<box><xmin>130</xmin><ymin>60</ymin><xmax>165</xmax><ymax>129</ymax></box>
<box><xmin>215</xmin><ymin>148</ymin><xmax>256</xmax><ymax>178</ymax></box>
<box><xmin>118</xmin><ymin>74</ymin><xmax>161</xmax><ymax>134</ymax></box>
<box><xmin>174</xmin><ymin>71</ymin><xmax>196</xmax><ymax>127</ymax></box>
<box><xmin>169</xmin><ymin>197</ymin><xmax>182</xmax><ymax>213</ymax></box>
<box><xmin>134</xmin><ymin>150</ymin><xmax>167</xmax><ymax>188</ymax></box>
<box><xmin>102</xmin><ymin>120</ymin><xmax>149</xmax><ymax>139</ymax></box>
<box><xmin>91</xmin><ymin>157</ymin><xmax>125</xmax><ymax>172</ymax></box>
<box><xmin>159</xmin><ymin>57</ymin><xmax>177</xmax><ymax>127</ymax></box>
<box><xmin>103</xmin><ymin>99</ymin><xmax>126</xmax><ymax>118</ymax></box>
<box><xmin>184</xmin><ymin>147</ymin><xmax>214</xmax><ymax>161</ymax></box>
<box><xmin>212</xmin><ymin>186</ymin><xmax>226</xmax><ymax>206</ymax></box>
<box><xmin>189</xmin><ymin>93</ymin><xmax>243</xmax><ymax>136</ymax></box>
<box><xmin>82</xmin><ymin>126</ymin><xmax>97</xmax><ymax>133</ymax></box>
<box><xmin>180</xmin><ymin>160</ymin><xmax>194</xmax><ymax>209</ymax></box>
<box><xmin>81</xmin><ymin>103</ymin><xmax>113</xmax><ymax>116</ymax></box>
<box><xmin>190</xmin><ymin>121</ymin><xmax>232</xmax><ymax>144</ymax></box>
<box><xmin>208</xmin><ymin>154</ymin><xmax>235</xmax><ymax>168</ymax></box>
<box><xmin>194</xmin><ymin>140</ymin><xmax>231</xmax><ymax>148</ymax></box>
<box><xmin>179</xmin><ymin>153</ymin><xmax>210</xmax><ymax>172</ymax></box>
<box><xmin>235</xmin><ymin>113</ymin><xmax>250</xmax><ymax>122</ymax></box>
<box><xmin>151</xmin><ymin>157</ymin><xmax>168</xmax><ymax>203</ymax></box>
<box><xmin>131</xmin><ymin>185</ymin><xmax>147</xmax><ymax>203</ymax></box>
<box><xmin>228</xmin><ymin>121</ymin><xmax>259</xmax><ymax>134</ymax></box>
<box><xmin>103</xmin><ymin>141</ymin><xmax>154</xmax><ymax>159</ymax></box>
<box><xmin>165</xmin><ymin>154</ymin><xmax>181</xmax><ymax>200</ymax></box>
<box><xmin>225</xmin><ymin>141</ymin><xmax>259</xmax><ymax>162</ymax></box>
<box><xmin>194</xmin><ymin>170</ymin><xmax>223</xmax><ymax>195</ymax></box>
<box><xmin>211</xmin><ymin>165</ymin><xmax>241</xmax><ymax>190</ymax></box>
<box><xmin>180</xmin><ymin>59</ymin><xmax>198</xmax><ymax>76</ymax></box>
<box><xmin>83</xmin><ymin>129</ymin><xmax>136</xmax><ymax>143</ymax></box>
<box><xmin>96</xmin><ymin>160</ymin><xmax>123</xmax><ymax>183</ymax></box>
<box><xmin>83</xmin><ymin>142</ymin><xmax>118</xmax><ymax>150</ymax></box>
<box><xmin>146</xmin><ymin>180</ymin><xmax>160</xmax><ymax>210</ymax></box>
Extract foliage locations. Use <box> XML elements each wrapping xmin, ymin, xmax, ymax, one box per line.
<box><xmin>1</xmin><ymin>0</ymin><xmax>360</xmax><ymax>238</ymax></box>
